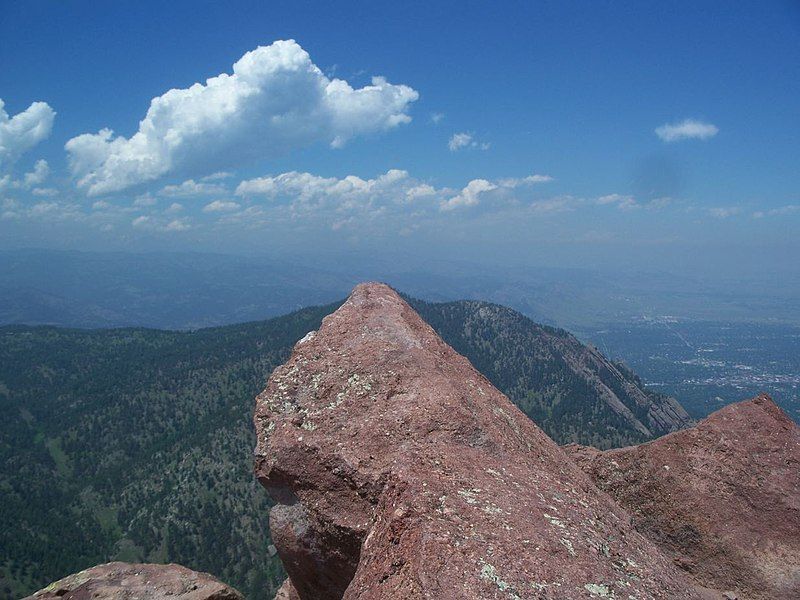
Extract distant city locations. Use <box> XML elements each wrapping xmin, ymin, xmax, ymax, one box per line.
<box><xmin>582</xmin><ymin>320</ymin><xmax>800</xmax><ymax>421</ymax></box>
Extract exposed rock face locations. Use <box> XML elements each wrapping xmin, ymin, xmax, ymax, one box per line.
<box><xmin>254</xmin><ymin>283</ymin><xmax>700</xmax><ymax>599</ymax></box>
<box><xmin>566</xmin><ymin>394</ymin><xmax>800</xmax><ymax>600</ymax></box>
<box><xmin>24</xmin><ymin>562</ymin><xmax>243</xmax><ymax>600</ymax></box>
<box><xmin>408</xmin><ymin>298</ymin><xmax>694</xmax><ymax>447</ymax></box>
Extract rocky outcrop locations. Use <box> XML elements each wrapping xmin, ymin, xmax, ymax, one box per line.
<box><xmin>254</xmin><ymin>283</ymin><xmax>700</xmax><ymax>599</ymax></box>
<box><xmin>408</xmin><ymin>298</ymin><xmax>694</xmax><ymax>447</ymax></box>
<box><xmin>566</xmin><ymin>394</ymin><xmax>800</xmax><ymax>600</ymax></box>
<box><xmin>24</xmin><ymin>562</ymin><xmax>243</xmax><ymax>600</ymax></box>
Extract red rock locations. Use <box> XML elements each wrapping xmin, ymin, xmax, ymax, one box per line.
<box><xmin>23</xmin><ymin>562</ymin><xmax>243</xmax><ymax>600</ymax></box>
<box><xmin>566</xmin><ymin>394</ymin><xmax>800</xmax><ymax>599</ymax></box>
<box><xmin>274</xmin><ymin>579</ymin><xmax>301</xmax><ymax>599</ymax></box>
<box><xmin>254</xmin><ymin>283</ymin><xmax>700</xmax><ymax>599</ymax></box>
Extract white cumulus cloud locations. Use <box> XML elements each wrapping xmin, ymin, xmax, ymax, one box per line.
<box><xmin>440</xmin><ymin>179</ymin><xmax>497</xmax><ymax>211</ymax></box>
<box><xmin>655</xmin><ymin>119</ymin><xmax>718</xmax><ymax>142</ymax></box>
<box><xmin>66</xmin><ymin>40</ymin><xmax>418</xmax><ymax>196</ymax></box>
<box><xmin>23</xmin><ymin>159</ymin><xmax>50</xmax><ymax>188</ymax></box>
<box><xmin>235</xmin><ymin>169</ymin><xmax>553</xmax><ymax>218</ymax></box>
<box><xmin>0</xmin><ymin>99</ymin><xmax>56</xmax><ymax>168</ymax></box>
<box><xmin>236</xmin><ymin>169</ymin><xmax>412</xmax><ymax>210</ymax></box>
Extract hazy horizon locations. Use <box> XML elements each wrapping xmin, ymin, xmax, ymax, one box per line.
<box><xmin>2</xmin><ymin>2</ymin><xmax>799</xmax><ymax>290</ymax></box>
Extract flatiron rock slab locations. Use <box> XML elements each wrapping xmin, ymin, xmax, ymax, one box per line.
<box><xmin>255</xmin><ymin>283</ymin><xmax>699</xmax><ymax>599</ymax></box>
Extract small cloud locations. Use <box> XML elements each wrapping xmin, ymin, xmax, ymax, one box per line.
<box><xmin>133</xmin><ymin>193</ymin><xmax>157</xmax><ymax>207</ymax></box>
<box><xmin>597</xmin><ymin>194</ymin><xmax>639</xmax><ymax>210</ymax></box>
<box><xmin>430</xmin><ymin>112</ymin><xmax>445</xmax><ymax>124</ymax></box>
<box><xmin>647</xmin><ymin>196</ymin><xmax>672</xmax><ymax>209</ymax></box>
<box><xmin>752</xmin><ymin>204</ymin><xmax>800</xmax><ymax>218</ymax></box>
<box><xmin>92</xmin><ymin>200</ymin><xmax>111</xmax><ymax>210</ymax></box>
<box><xmin>655</xmin><ymin>119</ymin><xmax>718</xmax><ymax>142</ymax></box>
<box><xmin>709</xmin><ymin>206</ymin><xmax>741</xmax><ymax>218</ymax></box>
<box><xmin>29</xmin><ymin>201</ymin><xmax>61</xmax><ymax>217</ymax></box>
<box><xmin>203</xmin><ymin>199</ymin><xmax>240</xmax><ymax>212</ymax></box>
<box><xmin>440</xmin><ymin>179</ymin><xmax>496</xmax><ymax>210</ymax></box>
<box><xmin>0</xmin><ymin>99</ymin><xmax>56</xmax><ymax>167</ymax></box>
<box><xmin>31</xmin><ymin>187</ymin><xmax>58</xmax><ymax>197</ymax></box>
<box><xmin>164</xmin><ymin>218</ymin><xmax>190</xmax><ymax>231</ymax></box>
<box><xmin>2</xmin><ymin>198</ymin><xmax>19</xmax><ymax>210</ymax></box>
<box><xmin>530</xmin><ymin>196</ymin><xmax>576</xmax><ymax>213</ymax></box>
<box><xmin>405</xmin><ymin>184</ymin><xmax>437</xmax><ymax>200</ymax></box>
<box><xmin>200</xmin><ymin>171</ymin><xmax>234</xmax><ymax>182</ymax></box>
<box><xmin>448</xmin><ymin>132</ymin><xmax>489</xmax><ymax>152</ymax></box>
<box><xmin>160</xmin><ymin>179</ymin><xmax>227</xmax><ymax>197</ymax></box>
<box><xmin>165</xmin><ymin>202</ymin><xmax>183</xmax><ymax>214</ymax></box>
<box><xmin>132</xmin><ymin>214</ymin><xmax>190</xmax><ymax>232</ymax></box>
<box><xmin>498</xmin><ymin>174</ymin><xmax>553</xmax><ymax>188</ymax></box>
<box><xmin>23</xmin><ymin>159</ymin><xmax>49</xmax><ymax>188</ymax></box>
<box><xmin>449</xmin><ymin>132</ymin><xmax>473</xmax><ymax>151</ymax></box>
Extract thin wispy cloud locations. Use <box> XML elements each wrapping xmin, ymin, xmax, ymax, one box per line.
<box><xmin>753</xmin><ymin>205</ymin><xmax>800</xmax><ymax>218</ymax></box>
<box><xmin>132</xmin><ymin>215</ymin><xmax>191</xmax><ymax>232</ymax></box>
<box><xmin>203</xmin><ymin>200</ymin><xmax>241</xmax><ymax>213</ymax></box>
<box><xmin>160</xmin><ymin>179</ymin><xmax>228</xmax><ymax>197</ymax></box>
<box><xmin>448</xmin><ymin>132</ymin><xmax>490</xmax><ymax>151</ymax></box>
<box><xmin>597</xmin><ymin>194</ymin><xmax>638</xmax><ymax>210</ymax></box>
<box><xmin>709</xmin><ymin>206</ymin><xmax>741</xmax><ymax>218</ymax></box>
<box><xmin>655</xmin><ymin>119</ymin><xmax>719</xmax><ymax>142</ymax></box>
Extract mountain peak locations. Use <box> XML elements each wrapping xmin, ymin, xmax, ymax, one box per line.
<box><xmin>254</xmin><ymin>283</ymin><xmax>699</xmax><ymax>599</ymax></box>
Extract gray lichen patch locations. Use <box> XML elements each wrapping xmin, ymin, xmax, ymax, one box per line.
<box><xmin>560</xmin><ymin>537</ymin><xmax>576</xmax><ymax>556</ymax></box>
<box><xmin>458</xmin><ymin>488</ymin><xmax>481</xmax><ymax>505</ymax></box>
<box><xmin>327</xmin><ymin>372</ymin><xmax>375</xmax><ymax>410</ymax></box>
<box><xmin>543</xmin><ymin>513</ymin><xmax>566</xmax><ymax>529</ymax></box>
<box><xmin>584</xmin><ymin>582</ymin><xmax>615</xmax><ymax>598</ymax></box>
<box><xmin>478</xmin><ymin>560</ymin><xmax>522</xmax><ymax>600</ymax></box>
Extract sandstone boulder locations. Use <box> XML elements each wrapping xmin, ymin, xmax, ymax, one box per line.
<box><xmin>566</xmin><ymin>394</ymin><xmax>800</xmax><ymax>599</ymax></box>
<box><xmin>24</xmin><ymin>562</ymin><xmax>243</xmax><ymax>600</ymax></box>
<box><xmin>254</xmin><ymin>283</ymin><xmax>700</xmax><ymax>599</ymax></box>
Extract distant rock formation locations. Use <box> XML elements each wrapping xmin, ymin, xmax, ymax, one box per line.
<box><xmin>566</xmin><ymin>394</ymin><xmax>800</xmax><ymax>600</ymax></box>
<box><xmin>254</xmin><ymin>282</ymin><xmax>700</xmax><ymax>599</ymax></box>
<box><xmin>24</xmin><ymin>562</ymin><xmax>243</xmax><ymax>600</ymax></box>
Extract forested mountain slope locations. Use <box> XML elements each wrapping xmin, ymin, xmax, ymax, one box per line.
<box><xmin>410</xmin><ymin>298</ymin><xmax>693</xmax><ymax>447</ymax></box>
<box><xmin>0</xmin><ymin>292</ymin><xmax>690</xmax><ymax>598</ymax></box>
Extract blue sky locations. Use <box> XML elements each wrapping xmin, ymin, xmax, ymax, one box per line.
<box><xmin>1</xmin><ymin>1</ymin><xmax>798</xmax><ymax>280</ymax></box>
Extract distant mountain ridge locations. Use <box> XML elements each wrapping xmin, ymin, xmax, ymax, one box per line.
<box><xmin>409</xmin><ymin>298</ymin><xmax>693</xmax><ymax>447</ymax></box>
<box><xmin>0</xmin><ymin>289</ymin><xmax>691</xmax><ymax>597</ymax></box>
<box><xmin>3</xmin><ymin>249</ymin><xmax>799</xmax><ymax>330</ymax></box>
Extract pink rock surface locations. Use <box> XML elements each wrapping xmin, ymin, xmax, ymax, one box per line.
<box><xmin>566</xmin><ymin>394</ymin><xmax>800</xmax><ymax>600</ymax></box>
<box><xmin>24</xmin><ymin>562</ymin><xmax>242</xmax><ymax>600</ymax></box>
<box><xmin>254</xmin><ymin>283</ymin><xmax>699</xmax><ymax>599</ymax></box>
